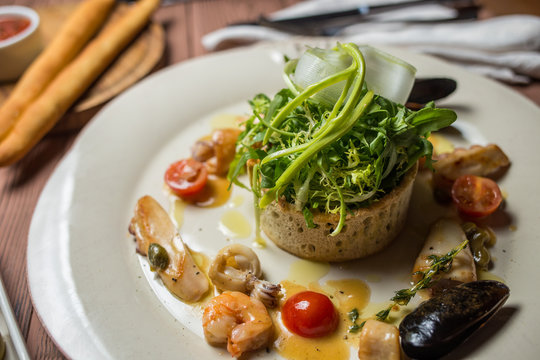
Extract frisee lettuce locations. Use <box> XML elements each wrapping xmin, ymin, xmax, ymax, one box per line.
<box><xmin>228</xmin><ymin>43</ymin><xmax>456</xmax><ymax>236</ymax></box>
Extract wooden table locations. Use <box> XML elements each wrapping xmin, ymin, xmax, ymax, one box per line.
<box><xmin>0</xmin><ymin>0</ymin><xmax>538</xmax><ymax>358</ymax></box>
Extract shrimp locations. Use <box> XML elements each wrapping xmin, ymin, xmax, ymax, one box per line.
<box><xmin>192</xmin><ymin>128</ymin><xmax>241</xmax><ymax>176</ymax></box>
<box><xmin>202</xmin><ymin>291</ymin><xmax>273</xmax><ymax>358</ymax></box>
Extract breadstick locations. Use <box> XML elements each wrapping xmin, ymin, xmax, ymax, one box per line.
<box><xmin>0</xmin><ymin>0</ymin><xmax>161</xmax><ymax>166</ymax></box>
<box><xmin>0</xmin><ymin>0</ymin><xmax>116</xmax><ymax>141</ymax></box>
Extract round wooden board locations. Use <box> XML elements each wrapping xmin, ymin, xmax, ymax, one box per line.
<box><xmin>0</xmin><ymin>3</ymin><xmax>165</xmax><ymax>133</ymax></box>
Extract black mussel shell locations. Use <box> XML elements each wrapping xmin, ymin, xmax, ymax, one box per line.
<box><xmin>399</xmin><ymin>280</ymin><xmax>510</xmax><ymax>359</ymax></box>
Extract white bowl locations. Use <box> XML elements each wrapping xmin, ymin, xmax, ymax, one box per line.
<box><xmin>0</xmin><ymin>6</ymin><xmax>42</xmax><ymax>82</ymax></box>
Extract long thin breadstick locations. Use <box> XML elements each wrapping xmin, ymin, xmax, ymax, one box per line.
<box><xmin>0</xmin><ymin>0</ymin><xmax>161</xmax><ymax>166</ymax></box>
<box><xmin>0</xmin><ymin>0</ymin><xmax>116</xmax><ymax>141</ymax></box>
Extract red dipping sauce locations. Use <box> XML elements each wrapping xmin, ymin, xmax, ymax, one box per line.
<box><xmin>0</xmin><ymin>16</ymin><xmax>31</xmax><ymax>41</ymax></box>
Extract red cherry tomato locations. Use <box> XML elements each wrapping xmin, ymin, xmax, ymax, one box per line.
<box><xmin>282</xmin><ymin>291</ymin><xmax>338</xmax><ymax>338</ymax></box>
<box><xmin>164</xmin><ymin>158</ymin><xmax>208</xmax><ymax>197</ymax></box>
<box><xmin>451</xmin><ymin>175</ymin><xmax>502</xmax><ymax>218</ymax></box>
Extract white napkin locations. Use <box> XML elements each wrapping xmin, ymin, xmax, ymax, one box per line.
<box><xmin>202</xmin><ymin>0</ymin><xmax>540</xmax><ymax>84</ymax></box>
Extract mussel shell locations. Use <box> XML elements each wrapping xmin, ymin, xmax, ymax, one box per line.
<box><xmin>399</xmin><ymin>280</ymin><xmax>509</xmax><ymax>359</ymax></box>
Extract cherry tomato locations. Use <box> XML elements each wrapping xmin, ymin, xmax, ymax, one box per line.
<box><xmin>451</xmin><ymin>175</ymin><xmax>502</xmax><ymax>218</ymax></box>
<box><xmin>282</xmin><ymin>291</ymin><xmax>338</xmax><ymax>338</ymax></box>
<box><xmin>164</xmin><ymin>158</ymin><xmax>208</xmax><ymax>197</ymax></box>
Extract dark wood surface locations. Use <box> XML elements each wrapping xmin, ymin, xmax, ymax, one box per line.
<box><xmin>0</xmin><ymin>0</ymin><xmax>538</xmax><ymax>359</ymax></box>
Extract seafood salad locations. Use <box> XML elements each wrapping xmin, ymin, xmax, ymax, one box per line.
<box><xmin>128</xmin><ymin>43</ymin><xmax>512</xmax><ymax>359</ymax></box>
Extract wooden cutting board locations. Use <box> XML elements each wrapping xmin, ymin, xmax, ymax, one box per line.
<box><xmin>0</xmin><ymin>2</ymin><xmax>165</xmax><ymax>133</ymax></box>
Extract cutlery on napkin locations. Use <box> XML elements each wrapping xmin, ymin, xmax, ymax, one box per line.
<box><xmin>202</xmin><ymin>0</ymin><xmax>540</xmax><ymax>85</ymax></box>
<box><xmin>245</xmin><ymin>0</ymin><xmax>480</xmax><ymax>36</ymax></box>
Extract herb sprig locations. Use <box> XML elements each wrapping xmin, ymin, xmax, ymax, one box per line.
<box><xmin>347</xmin><ymin>308</ymin><xmax>365</xmax><ymax>333</ymax></box>
<box><xmin>376</xmin><ymin>239</ymin><xmax>469</xmax><ymax>321</ymax></box>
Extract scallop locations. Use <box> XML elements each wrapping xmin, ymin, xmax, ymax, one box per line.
<box><xmin>399</xmin><ymin>280</ymin><xmax>510</xmax><ymax>359</ymax></box>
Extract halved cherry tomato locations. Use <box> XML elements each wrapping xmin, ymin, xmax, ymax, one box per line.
<box><xmin>451</xmin><ymin>175</ymin><xmax>502</xmax><ymax>218</ymax></box>
<box><xmin>164</xmin><ymin>158</ymin><xmax>208</xmax><ymax>197</ymax></box>
<box><xmin>282</xmin><ymin>291</ymin><xmax>338</xmax><ymax>338</ymax></box>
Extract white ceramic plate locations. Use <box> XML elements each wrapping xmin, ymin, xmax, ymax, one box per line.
<box><xmin>28</xmin><ymin>41</ymin><xmax>540</xmax><ymax>359</ymax></box>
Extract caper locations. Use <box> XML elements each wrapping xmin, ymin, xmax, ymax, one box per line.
<box><xmin>148</xmin><ymin>243</ymin><xmax>169</xmax><ymax>270</ymax></box>
<box><xmin>470</xmin><ymin>232</ymin><xmax>491</xmax><ymax>269</ymax></box>
<box><xmin>461</xmin><ymin>222</ymin><xmax>495</xmax><ymax>271</ymax></box>
<box><xmin>475</xmin><ymin>247</ymin><xmax>491</xmax><ymax>270</ymax></box>
<box><xmin>484</xmin><ymin>226</ymin><xmax>497</xmax><ymax>247</ymax></box>
<box><xmin>462</xmin><ymin>222</ymin><xmax>478</xmax><ymax>238</ymax></box>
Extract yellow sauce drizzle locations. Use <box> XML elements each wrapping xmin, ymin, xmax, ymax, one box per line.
<box><xmin>253</xmin><ymin>234</ymin><xmax>267</xmax><ymax>248</ymax></box>
<box><xmin>287</xmin><ymin>259</ymin><xmax>331</xmax><ymax>287</ymax></box>
<box><xmin>189</xmin><ymin>250</ymin><xmax>217</xmax><ymax>311</ymax></box>
<box><xmin>325</xmin><ymin>279</ymin><xmax>371</xmax><ymax>312</ymax></box>
<box><xmin>189</xmin><ymin>175</ymin><xmax>231</xmax><ymax>208</ymax></box>
<box><xmin>170</xmin><ymin>198</ymin><xmax>187</xmax><ymax>228</ymax></box>
<box><xmin>210</xmin><ymin>114</ymin><xmax>243</xmax><ymax>130</ymax></box>
<box><xmin>428</xmin><ymin>133</ymin><xmax>455</xmax><ymax>155</ymax></box>
<box><xmin>168</xmin><ymin>176</ymin><xmax>232</xmax><ymax>230</ymax></box>
<box><xmin>272</xmin><ymin>278</ymin><xmax>372</xmax><ymax>360</ymax></box>
<box><xmin>219</xmin><ymin>210</ymin><xmax>251</xmax><ymax>238</ymax></box>
<box><xmin>357</xmin><ymin>301</ymin><xmax>415</xmax><ymax>328</ymax></box>
<box><xmin>229</xmin><ymin>195</ymin><xmax>244</xmax><ymax>208</ymax></box>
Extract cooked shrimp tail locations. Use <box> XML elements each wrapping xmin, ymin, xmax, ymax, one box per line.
<box><xmin>202</xmin><ymin>291</ymin><xmax>274</xmax><ymax>358</ymax></box>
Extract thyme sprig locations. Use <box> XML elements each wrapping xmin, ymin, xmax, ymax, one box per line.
<box><xmin>347</xmin><ymin>308</ymin><xmax>366</xmax><ymax>333</ymax></box>
<box><xmin>376</xmin><ymin>239</ymin><xmax>469</xmax><ymax>321</ymax></box>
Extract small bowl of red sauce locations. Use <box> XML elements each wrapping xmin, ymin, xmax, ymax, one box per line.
<box><xmin>0</xmin><ymin>6</ymin><xmax>42</xmax><ymax>82</ymax></box>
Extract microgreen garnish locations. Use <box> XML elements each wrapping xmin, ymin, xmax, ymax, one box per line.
<box><xmin>228</xmin><ymin>43</ymin><xmax>456</xmax><ymax>236</ymax></box>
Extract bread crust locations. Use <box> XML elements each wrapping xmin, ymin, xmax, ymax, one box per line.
<box><xmin>260</xmin><ymin>164</ymin><xmax>418</xmax><ymax>262</ymax></box>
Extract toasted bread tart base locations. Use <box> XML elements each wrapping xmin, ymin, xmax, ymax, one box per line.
<box><xmin>261</xmin><ymin>164</ymin><xmax>418</xmax><ymax>262</ymax></box>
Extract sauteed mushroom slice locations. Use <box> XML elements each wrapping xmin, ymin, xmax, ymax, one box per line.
<box><xmin>433</xmin><ymin>144</ymin><xmax>510</xmax><ymax>180</ymax></box>
<box><xmin>209</xmin><ymin>244</ymin><xmax>281</xmax><ymax>307</ymax></box>
<box><xmin>412</xmin><ymin>218</ymin><xmax>476</xmax><ymax>298</ymax></box>
<box><xmin>432</xmin><ymin>144</ymin><xmax>510</xmax><ymax>201</ymax></box>
<box><xmin>129</xmin><ymin>195</ymin><xmax>209</xmax><ymax>302</ymax></box>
